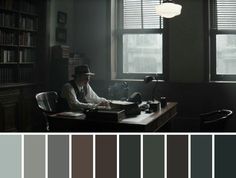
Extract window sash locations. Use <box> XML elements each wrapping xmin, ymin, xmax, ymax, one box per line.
<box><xmin>117</xmin><ymin>0</ymin><xmax>166</xmax><ymax>79</ymax></box>
<box><xmin>210</xmin><ymin>0</ymin><xmax>236</xmax><ymax>81</ymax></box>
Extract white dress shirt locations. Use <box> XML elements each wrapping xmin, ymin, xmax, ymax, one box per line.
<box><xmin>61</xmin><ymin>81</ymin><xmax>107</xmax><ymax>111</ymax></box>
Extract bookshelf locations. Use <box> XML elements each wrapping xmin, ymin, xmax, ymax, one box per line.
<box><xmin>0</xmin><ymin>0</ymin><xmax>39</xmax><ymax>85</ymax></box>
<box><xmin>0</xmin><ymin>0</ymin><xmax>47</xmax><ymax>131</ymax></box>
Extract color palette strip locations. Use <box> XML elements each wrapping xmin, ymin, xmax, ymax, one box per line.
<box><xmin>1</xmin><ymin>134</ymin><xmax>236</xmax><ymax>178</ymax></box>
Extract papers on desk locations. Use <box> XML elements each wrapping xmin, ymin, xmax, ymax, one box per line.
<box><xmin>51</xmin><ymin>112</ymin><xmax>86</xmax><ymax>120</ymax></box>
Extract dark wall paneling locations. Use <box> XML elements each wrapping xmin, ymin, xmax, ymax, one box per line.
<box><xmin>215</xmin><ymin>135</ymin><xmax>236</xmax><ymax>178</ymax></box>
<box><xmin>191</xmin><ymin>135</ymin><xmax>212</xmax><ymax>178</ymax></box>
<box><xmin>167</xmin><ymin>135</ymin><xmax>188</xmax><ymax>178</ymax></box>
<box><xmin>24</xmin><ymin>135</ymin><xmax>45</xmax><ymax>178</ymax></box>
<box><xmin>143</xmin><ymin>135</ymin><xmax>164</xmax><ymax>178</ymax></box>
<box><xmin>0</xmin><ymin>136</ymin><xmax>21</xmax><ymax>178</ymax></box>
<box><xmin>120</xmin><ymin>135</ymin><xmax>140</xmax><ymax>178</ymax></box>
<box><xmin>48</xmin><ymin>135</ymin><xmax>69</xmax><ymax>178</ymax></box>
<box><xmin>72</xmin><ymin>135</ymin><xmax>93</xmax><ymax>178</ymax></box>
<box><xmin>96</xmin><ymin>135</ymin><xmax>117</xmax><ymax>178</ymax></box>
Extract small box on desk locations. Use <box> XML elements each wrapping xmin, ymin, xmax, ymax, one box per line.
<box><xmin>85</xmin><ymin>109</ymin><xmax>126</xmax><ymax>122</ymax></box>
<box><xmin>110</xmin><ymin>100</ymin><xmax>141</xmax><ymax>116</ymax></box>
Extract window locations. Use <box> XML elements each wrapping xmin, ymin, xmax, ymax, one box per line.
<box><xmin>210</xmin><ymin>0</ymin><xmax>236</xmax><ymax>81</ymax></box>
<box><xmin>116</xmin><ymin>0</ymin><xmax>165</xmax><ymax>79</ymax></box>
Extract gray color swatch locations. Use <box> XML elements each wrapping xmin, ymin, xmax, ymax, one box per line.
<box><xmin>143</xmin><ymin>135</ymin><xmax>164</xmax><ymax>178</ymax></box>
<box><xmin>48</xmin><ymin>135</ymin><xmax>69</xmax><ymax>178</ymax></box>
<box><xmin>120</xmin><ymin>135</ymin><xmax>140</xmax><ymax>178</ymax></box>
<box><xmin>0</xmin><ymin>135</ymin><xmax>21</xmax><ymax>178</ymax></box>
<box><xmin>215</xmin><ymin>135</ymin><xmax>236</xmax><ymax>178</ymax></box>
<box><xmin>24</xmin><ymin>135</ymin><xmax>45</xmax><ymax>178</ymax></box>
<box><xmin>191</xmin><ymin>135</ymin><xmax>212</xmax><ymax>178</ymax></box>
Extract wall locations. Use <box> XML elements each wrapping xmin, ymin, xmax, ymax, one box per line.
<box><xmin>74</xmin><ymin>0</ymin><xmax>109</xmax><ymax>80</ymax></box>
<box><xmin>49</xmin><ymin>0</ymin><xmax>75</xmax><ymax>47</ymax></box>
<box><xmin>169</xmin><ymin>0</ymin><xmax>205</xmax><ymax>82</ymax></box>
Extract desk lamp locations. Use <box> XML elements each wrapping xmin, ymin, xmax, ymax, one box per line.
<box><xmin>144</xmin><ymin>74</ymin><xmax>158</xmax><ymax>101</ymax></box>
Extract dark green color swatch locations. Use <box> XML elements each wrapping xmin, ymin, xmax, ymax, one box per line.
<box><xmin>167</xmin><ymin>135</ymin><xmax>188</xmax><ymax>178</ymax></box>
<box><xmin>191</xmin><ymin>135</ymin><xmax>212</xmax><ymax>178</ymax></box>
<box><xmin>120</xmin><ymin>135</ymin><xmax>140</xmax><ymax>178</ymax></box>
<box><xmin>48</xmin><ymin>135</ymin><xmax>69</xmax><ymax>178</ymax></box>
<box><xmin>215</xmin><ymin>135</ymin><xmax>236</xmax><ymax>178</ymax></box>
<box><xmin>143</xmin><ymin>135</ymin><xmax>164</xmax><ymax>178</ymax></box>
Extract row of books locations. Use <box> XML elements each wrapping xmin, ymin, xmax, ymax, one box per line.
<box><xmin>0</xmin><ymin>12</ymin><xmax>17</xmax><ymax>28</ymax></box>
<box><xmin>0</xmin><ymin>30</ymin><xmax>17</xmax><ymax>45</ymax></box>
<box><xmin>0</xmin><ymin>30</ymin><xmax>36</xmax><ymax>46</ymax></box>
<box><xmin>19</xmin><ymin>48</ymin><xmax>35</xmax><ymax>62</ymax></box>
<box><xmin>19</xmin><ymin>16</ymin><xmax>38</xmax><ymax>30</ymax></box>
<box><xmin>19</xmin><ymin>32</ymin><xmax>36</xmax><ymax>46</ymax></box>
<box><xmin>0</xmin><ymin>12</ymin><xmax>38</xmax><ymax>30</ymax></box>
<box><xmin>0</xmin><ymin>67</ymin><xmax>15</xmax><ymax>83</ymax></box>
<box><xmin>0</xmin><ymin>0</ymin><xmax>36</xmax><ymax>13</ymax></box>
<box><xmin>18</xmin><ymin>67</ymin><xmax>33</xmax><ymax>82</ymax></box>
<box><xmin>0</xmin><ymin>67</ymin><xmax>34</xmax><ymax>84</ymax></box>
<box><xmin>0</xmin><ymin>49</ymin><xmax>16</xmax><ymax>63</ymax></box>
<box><xmin>0</xmin><ymin>49</ymin><xmax>35</xmax><ymax>63</ymax></box>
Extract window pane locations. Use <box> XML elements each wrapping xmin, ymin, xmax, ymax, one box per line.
<box><xmin>216</xmin><ymin>34</ymin><xmax>236</xmax><ymax>74</ymax></box>
<box><xmin>123</xmin><ymin>34</ymin><xmax>162</xmax><ymax>74</ymax></box>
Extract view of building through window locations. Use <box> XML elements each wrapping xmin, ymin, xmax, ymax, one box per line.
<box><xmin>123</xmin><ymin>34</ymin><xmax>162</xmax><ymax>73</ymax></box>
<box><xmin>216</xmin><ymin>36</ymin><xmax>236</xmax><ymax>75</ymax></box>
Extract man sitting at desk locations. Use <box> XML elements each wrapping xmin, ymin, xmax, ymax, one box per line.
<box><xmin>60</xmin><ymin>65</ymin><xmax>109</xmax><ymax>111</ymax></box>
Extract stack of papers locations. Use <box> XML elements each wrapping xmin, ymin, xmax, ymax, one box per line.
<box><xmin>52</xmin><ymin>112</ymin><xmax>86</xmax><ymax>119</ymax></box>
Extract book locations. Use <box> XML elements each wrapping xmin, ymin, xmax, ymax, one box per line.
<box><xmin>85</xmin><ymin>109</ymin><xmax>126</xmax><ymax>122</ymax></box>
<box><xmin>52</xmin><ymin>112</ymin><xmax>86</xmax><ymax>120</ymax></box>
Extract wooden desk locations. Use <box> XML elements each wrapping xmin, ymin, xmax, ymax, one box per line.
<box><xmin>48</xmin><ymin>102</ymin><xmax>177</xmax><ymax>132</ymax></box>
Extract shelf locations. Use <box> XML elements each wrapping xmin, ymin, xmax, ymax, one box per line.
<box><xmin>18</xmin><ymin>28</ymin><xmax>37</xmax><ymax>32</ymax></box>
<box><xmin>19</xmin><ymin>45</ymin><xmax>36</xmax><ymax>48</ymax></box>
<box><xmin>0</xmin><ymin>26</ymin><xmax>18</xmax><ymax>30</ymax></box>
<box><xmin>19</xmin><ymin>62</ymin><xmax>35</xmax><ymax>65</ymax></box>
<box><xmin>0</xmin><ymin>8</ymin><xmax>38</xmax><ymax>17</ymax></box>
<box><xmin>0</xmin><ymin>82</ymin><xmax>38</xmax><ymax>89</ymax></box>
<box><xmin>0</xmin><ymin>44</ymin><xmax>18</xmax><ymax>47</ymax></box>
<box><xmin>0</xmin><ymin>62</ymin><xmax>18</xmax><ymax>65</ymax></box>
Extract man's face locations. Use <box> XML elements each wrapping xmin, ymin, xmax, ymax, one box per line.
<box><xmin>77</xmin><ymin>74</ymin><xmax>90</xmax><ymax>86</ymax></box>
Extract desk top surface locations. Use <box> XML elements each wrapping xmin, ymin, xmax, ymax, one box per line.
<box><xmin>50</xmin><ymin>102</ymin><xmax>177</xmax><ymax>125</ymax></box>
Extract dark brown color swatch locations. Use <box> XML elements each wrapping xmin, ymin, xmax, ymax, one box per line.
<box><xmin>167</xmin><ymin>135</ymin><xmax>188</xmax><ymax>178</ymax></box>
<box><xmin>96</xmin><ymin>135</ymin><xmax>117</xmax><ymax>178</ymax></box>
<box><xmin>72</xmin><ymin>135</ymin><xmax>93</xmax><ymax>178</ymax></box>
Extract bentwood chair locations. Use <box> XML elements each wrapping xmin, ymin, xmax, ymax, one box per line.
<box><xmin>200</xmin><ymin>109</ymin><xmax>233</xmax><ymax>132</ymax></box>
<box><xmin>35</xmin><ymin>91</ymin><xmax>59</xmax><ymax>131</ymax></box>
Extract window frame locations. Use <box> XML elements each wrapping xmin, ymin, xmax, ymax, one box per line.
<box><xmin>209</xmin><ymin>0</ymin><xmax>236</xmax><ymax>81</ymax></box>
<box><xmin>116</xmin><ymin>0</ymin><xmax>168</xmax><ymax>80</ymax></box>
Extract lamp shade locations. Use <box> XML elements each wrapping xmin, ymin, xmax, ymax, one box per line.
<box><xmin>155</xmin><ymin>1</ymin><xmax>182</xmax><ymax>18</ymax></box>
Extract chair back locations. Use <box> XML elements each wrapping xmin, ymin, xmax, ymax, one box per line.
<box><xmin>200</xmin><ymin>109</ymin><xmax>233</xmax><ymax>131</ymax></box>
<box><xmin>35</xmin><ymin>91</ymin><xmax>58</xmax><ymax>114</ymax></box>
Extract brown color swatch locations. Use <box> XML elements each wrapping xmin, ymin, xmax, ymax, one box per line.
<box><xmin>72</xmin><ymin>135</ymin><xmax>93</xmax><ymax>178</ymax></box>
<box><xmin>96</xmin><ymin>135</ymin><xmax>117</xmax><ymax>178</ymax></box>
<box><xmin>167</xmin><ymin>135</ymin><xmax>188</xmax><ymax>178</ymax></box>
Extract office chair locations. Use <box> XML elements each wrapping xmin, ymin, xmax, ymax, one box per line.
<box><xmin>35</xmin><ymin>91</ymin><xmax>59</xmax><ymax>131</ymax></box>
<box><xmin>200</xmin><ymin>109</ymin><xmax>233</xmax><ymax>132</ymax></box>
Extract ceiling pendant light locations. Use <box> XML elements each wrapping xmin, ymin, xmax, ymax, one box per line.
<box><xmin>155</xmin><ymin>0</ymin><xmax>182</xmax><ymax>18</ymax></box>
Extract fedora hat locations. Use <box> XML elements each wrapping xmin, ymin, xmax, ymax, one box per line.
<box><xmin>72</xmin><ymin>65</ymin><xmax>95</xmax><ymax>77</ymax></box>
